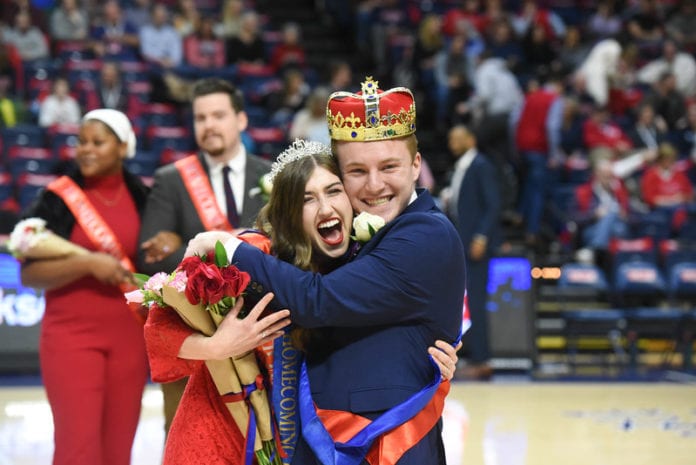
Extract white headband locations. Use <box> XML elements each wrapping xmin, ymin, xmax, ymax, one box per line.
<box><xmin>82</xmin><ymin>109</ymin><xmax>137</xmax><ymax>158</ymax></box>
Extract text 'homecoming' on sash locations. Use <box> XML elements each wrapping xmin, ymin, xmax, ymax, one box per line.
<box><xmin>273</xmin><ymin>334</ymin><xmax>301</xmax><ymax>465</ymax></box>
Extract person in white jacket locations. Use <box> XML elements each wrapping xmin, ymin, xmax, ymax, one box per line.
<box><xmin>637</xmin><ymin>39</ymin><xmax>696</xmax><ymax>98</ymax></box>
<box><xmin>38</xmin><ymin>77</ymin><xmax>81</xmax><ymax>128</ymax></box>
<box><xmin>574</xmin><ymin>38</ymin><xmax>622</xmax><ymax>106</ymax></box>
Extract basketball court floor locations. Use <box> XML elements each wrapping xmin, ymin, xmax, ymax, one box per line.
<box><xmin>1</xmin><ymin>378</ymin><xmax>695</xmax><ymax>465</ymax></box>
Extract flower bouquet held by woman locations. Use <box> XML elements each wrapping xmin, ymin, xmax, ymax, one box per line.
<box><xmin>7</xmin><ymin>217</ymin><xmax>89</xmax><ymax>260</ymax></box>
<box><xmin>126</xmin><ymin>240</ymin><xmax>282</xmax><ymax>465</ymax></box>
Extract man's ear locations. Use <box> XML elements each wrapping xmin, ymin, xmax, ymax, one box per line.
<box><xmin>412</xmin><ymin>151</ymin><xmax>422</xmax><ymax>183</ymax></box>
<box><xmin>237</xmin><ymin>110</ymin><xmax>249</xmax><ymax>132</ymax></box>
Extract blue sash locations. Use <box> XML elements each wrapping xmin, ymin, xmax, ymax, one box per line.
<box><xmin>272</xmin><ymin>333</ymin><xmax>303</xmax><ymax>464</ymax></box>
<box><xmin>298</xmin><ymin>358</ymin><xmax>443</xmax><ymax>465</ymax></box>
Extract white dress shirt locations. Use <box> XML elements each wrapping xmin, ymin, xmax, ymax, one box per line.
<box><xmin>447</xmin><ymin>148</ymin><xmax>477</xmax><ymax>223</ymax></box>
<box><xmin>204</xmin><ymin>147</ymin><xmax>247</xmax><ymax>217</ymax></box>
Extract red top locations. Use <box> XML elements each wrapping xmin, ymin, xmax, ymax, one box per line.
<box><xmin>44</xmin><ymin>173</ymin><xmax>142</xmax><ymax>340</ymax></box>
<box><xmin>640</xmin><ymin>166</ymin><xmax>694</xmax><ymax>208</ymax></box>
<box><xmin>575</xmin><ymin>177</ymin><xmax>630</xmax><ymax>214</ymax></box>
<box><xmin>515</xmin><ymin>90</ymin><xmax>557</xmax><ymax>153</ymax></box>
<box><xmin>582</xmin><ymin>118</ymin><xmax>632</xmax><ymax>152</ymax></box>
<box><xmin>269</xmin><ymin>44</ymin><xmax>306</xmax><ymax>72</ymax></box>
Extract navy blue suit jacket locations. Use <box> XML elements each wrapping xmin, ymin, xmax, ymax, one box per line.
<box><xmin>232</xmin><ymin>190</ymin><xmax>466</xmax><ymax>463</ymax></box>
<box><xmin>454</xmin><ymin>152</ymin><xmax>501</xmax><ymax>253</ymax></box>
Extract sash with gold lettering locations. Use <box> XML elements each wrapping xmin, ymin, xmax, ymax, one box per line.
<box><xmin>271</xmin><ymin>334</ymin><xmax>302</xmax><ymax>464</ymax></box>
<box><xmin>237</xmin><ymin>231</ymin><xmax>301</xmax><ymax>465</ymax></box>
<box><xmin>299</xmin><ymin>356</ymin><xmax>450</xmax><ymax>465</ymax></box>
<box><xmin>175</xmin><ymin>155</ymin><xmax>233</xmax><ymax>232</ymax></box>
<box><xmin>47</xmin><ymin>176</ymin><xmax>146</xmax><ymax>325</ymax></box>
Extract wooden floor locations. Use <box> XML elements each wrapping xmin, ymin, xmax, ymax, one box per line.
<box><xmin>1</xmin><ymin>379</ymin><xmax>695</xmax><ymax>465</ymax></box>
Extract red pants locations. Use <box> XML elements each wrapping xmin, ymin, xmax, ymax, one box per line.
<box><xmin>41</xmin><ymin>317</ymin><xmax>148</xmax><ymax>465</ymax></box>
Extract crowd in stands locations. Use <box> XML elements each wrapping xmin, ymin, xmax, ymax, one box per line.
<box><xmin>1</xmin><ymin>0</ymin><xmax>696</xmax><ymax>293</ymax></box>
<box><xmin>0</xmin><ymin>0</ymin><xmax>327</xmax><ymax>226</ymax></box>
<box><xmin>328</xmin><ymin>0</ymin><xmax>696</xmax><ymax>281</ymax></box>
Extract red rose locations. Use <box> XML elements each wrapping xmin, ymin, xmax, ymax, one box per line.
<box><xmin>220</xmin><ymin>265</ymin><xmax>251</xmax><ymax>298</ymax></box>
<box><xmin>185</xmin><ymin>262</ymin><xmax>226</xmax><ymax>305</ymax></box>
<box><xmin>179</xmin><ymin>255</ymin><xmax>204</xmax><ymax>276</ymax></box>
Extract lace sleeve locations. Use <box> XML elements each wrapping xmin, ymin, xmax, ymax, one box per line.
<box><xmin>144</xmin><ymin>303</ymin><xmax>202</xmax><ymax>383</ymax></box>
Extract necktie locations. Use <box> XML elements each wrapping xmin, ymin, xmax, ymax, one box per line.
<box><xmin>222</xmin><ymin>166</ymin><xmax>240</xmax><ymax>227</ymax></box>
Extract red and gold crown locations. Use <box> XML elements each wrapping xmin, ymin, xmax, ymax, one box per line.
<box><xmin>326</xmin><ymin>77</ymin><xmax>416</xmax><ymax>142</ymax></box>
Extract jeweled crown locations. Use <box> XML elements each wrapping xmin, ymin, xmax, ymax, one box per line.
<box><xmin>326</xmin><ymin>77</ymin><xmax>416</xmax><ymax>142</ymax></box>
<box><xmin>268</xmin><ymin>139</ymin><xmax>332</xmax><ymax>183</ymax></box>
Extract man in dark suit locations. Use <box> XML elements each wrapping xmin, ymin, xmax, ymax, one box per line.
<box><xmin>137</xmin><ymin>77</ymin><xmax>271</xmax><ymax>436</ymax></box>
<box><xmin>443</xmin><ymin>125</ymin><xmax>501</xmax><ymax>380</ymax></box>
<box><xmin>186</xmin><ymin>77</ymin><xmax>466</xmax><ymax>464</ymax></box>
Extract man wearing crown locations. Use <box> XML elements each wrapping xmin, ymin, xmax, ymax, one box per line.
<box><xmin>187</xmin><ymin>77</ymin><xmax>466</xmax><ymax>464</ymax></box>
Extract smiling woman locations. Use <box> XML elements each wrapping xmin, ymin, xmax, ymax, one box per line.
<box><xmin>15</xmin><ymin>108</ymin><xmax>150</xmax><ymax>465</ymax></box>
<box><xmin>259</xmin><ymin>139</ymin><xmax>353</xmax><ymax>273</ymax></box>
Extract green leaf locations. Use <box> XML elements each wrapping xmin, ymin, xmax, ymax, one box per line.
<box><xmin>214</xmin><ymin>240</ymin><xmax>228</xmax><ymax>268</ymax></box>
<box><xmin>368</xmin><ymin>224</ymin><xmax>376</xmax><ymax>236</ymax></box>
<box><xmin>133</xmin><ymin>273</ymin><xmax>150</xmax><ymax>285</ymax></box>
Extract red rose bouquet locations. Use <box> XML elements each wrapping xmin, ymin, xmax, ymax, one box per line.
<box><xmin>127</xmin><ymin>241</ymin><xmax>280</xmax><ymax>465</ymax></box>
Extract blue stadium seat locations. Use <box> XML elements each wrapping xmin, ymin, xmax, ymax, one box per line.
<box><xmin>16</xmin><ymin>174</ymin><xmax>57</xmax><ymax>210</ymax></box>
<box><xmin>667</xmin><ymin>262</ymin><xmax>696</xmax><ymax>302</ymax></box>
<box><xmin>0</xmin><ymin>172</ymin><xmax>13</xmax><ymax>202</ymax></box>
<box><xmin>247</xmin><ymin>126</ymin><xmax>287</xmax><ymax>159</ymax></box>
<box><xmin>47</xmin><ymin>123</ymin><xmax>80</xmax><ymax>152</ymax></box>
<box><xmin>630</xmin><ymin>211</ymin><xmax>671</xmax><ymax>243</ymax></box>
<box><xmin>124</xmin><ymin>158</ymin><xmax>159</xmax><ymax>177</ymax></box>
<box><xmin>659</xmin><ymin>239</ymin><xmax>696</xmax><ymax>303</ymax></box>
<box><xmin>141</xmin><ymin>103</ymin><xmax>181</xmax><ymax>127</ymax></box>
<box><xmin>245</xmin><ymin>105</ymin><xmax>271</xmax><ymax>128</ymax></box>
<box><xmin>613</xmin><ymin>260</ymin><xmax>666</xmax><ymax>306</ymax></box>
<box><xmin>609</xmin><ymin>237</ymin><xmax>658</xmax><ymax>268</ymax></box>
<box><xmin>160</xmin><ymin>148</ymin><xmax>195</xmax><ymax>166</ymax></box>
<box><xmin>559</xmin><ymin>263</ymin><xmax>609</xmax><ymax>291</ymax></box>
<box><xmin>7</xmin><ymin>147</ymin><xmax>58</xmax><ymax>177</ymax></box>
<box><xmin>146</xmin><ymin>126</ymin><xmax>195</xmax><ymax>154</ymax></box>
<box><xmin>1</xmin><ymin>125</ymin><xmax>46</xmax><ymax>159</ymax></box>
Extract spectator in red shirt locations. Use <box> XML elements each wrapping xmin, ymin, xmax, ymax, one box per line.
<box><xmin>582</xmin><ymin>105</ymin><xmax>633</xmax><ymax>155</ymax></box>
<box><xmin>573</xmin><ymin>153</ymin><xmax>631</xmax><ymax>265</ymax></box>
<box><xmin>184</xmin><ymin>16</ymin><xmax>225</xmax><ymax>69</ymax></box>
<box><xmin>269</xmin><ymin>22</ymin><xmax>306</xmax><ymax>73</ymax></box>
<box><xmin>442</xmin><ymin>0</ymin><xmax>487</xmax><ymax>37</ymax></box>
<box><xmin>640</xmin><ymin>142</ymin><xmax>694</xmax><ymax>233</ymax></box>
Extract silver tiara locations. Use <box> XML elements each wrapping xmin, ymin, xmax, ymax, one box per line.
<box><xmin>268</xmin><ymin>139</ymin><xmax>333</xmax><ymax>183</ymax></box>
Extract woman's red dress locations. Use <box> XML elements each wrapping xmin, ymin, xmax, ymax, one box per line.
<box><xmin>144</xmin><ymin>304</ymin><xmax>247</xmax><ymax>465</ymax></box>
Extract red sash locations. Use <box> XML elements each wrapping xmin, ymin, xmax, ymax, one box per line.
<box><xmin>175</xmin><ymin>155</ymin><xmax>234</xmax><ymax>232</ymax></box>
<box><xmin>47</xmin><ymin>176</ymin><xmax>146</xmax><ymax>325</ymax></box>
<box><xmin>317</xmin><ymin>381</ymin><xmax>450</xmax><ymax>465</ymax></box>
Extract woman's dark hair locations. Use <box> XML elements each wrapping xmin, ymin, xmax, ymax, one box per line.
<box><xmin>256</xmin><ymin>151</ymin><xmax>339</xmax><ymax>272</ymax></box>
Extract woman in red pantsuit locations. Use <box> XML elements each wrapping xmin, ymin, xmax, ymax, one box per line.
<box><xmin>19</xmin><ymin>109</ymin><xmax>150</xmax><ymax>465</ymax></box>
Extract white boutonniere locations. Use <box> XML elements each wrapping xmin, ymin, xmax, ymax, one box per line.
<box><xmin>352</xmin><ymin>212</ymin><xmax>386</xmax><ymax>243</ymax></box>
<box><xmin>248</xmin><ymin>173</ymin><xmax>273</xmax><ymax>201</ymax></box>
